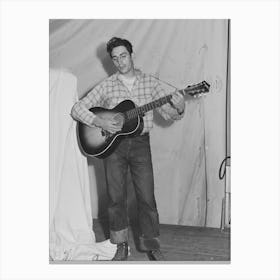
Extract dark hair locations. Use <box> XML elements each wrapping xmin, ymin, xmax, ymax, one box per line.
<box><xmin>106</xmin><ymin>37</ymin><xmax>133</xmax><ymax>57</ymax></box>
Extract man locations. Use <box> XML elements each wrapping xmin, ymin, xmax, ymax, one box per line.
<box><xmin>71</xmin><ymin>37</ymin><xmax>185</xmax><ymax>261</ymax></box>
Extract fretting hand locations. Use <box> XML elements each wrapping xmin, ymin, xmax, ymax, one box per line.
<box><xmin>171</xmin><ymin>91</ymin><xmax>185</xmax><ymax>114</ymax></box>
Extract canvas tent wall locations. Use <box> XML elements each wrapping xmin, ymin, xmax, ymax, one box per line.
<box><xmin>49</xmin><ymin>19</ymin><xmax>230</xmax><ymax>228</ymax></box>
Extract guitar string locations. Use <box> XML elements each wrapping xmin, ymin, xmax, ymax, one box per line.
<box><xmin>124</xmin><ymin>80</ymin><xmax>207</xmax><ymax>120</ymax></box>
<box><xmin>123</xmin><ymin>82</ymin><xmax>206</xmax><ymax>121</ymax></box>
<box><xmin>125</xmin><ymin>95</ymin><xmax>172</xmax><ymax>121</ymax></box>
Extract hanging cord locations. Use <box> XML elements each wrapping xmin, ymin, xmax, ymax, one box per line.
<box><xmin>220</xmin><ymin>155</ymin><xmax>231</xmax><ymax>231</ymax></box>
<box><xmin>150</xmin><ymin>74</ymin><xmax>179</xmax><ymax>91</ymax></box>
<box><xmin>219</xmin><ymin>156</ymin><xmax>231</xmax><ymax>180</ymax></box>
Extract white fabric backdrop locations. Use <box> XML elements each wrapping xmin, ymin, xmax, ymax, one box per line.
<box><xmin>49</xmin><ymin>69</ymin><xmax>116</xmax><ymax>260</ymax></box>
<box><xmin>50</xmin><ymin>19</ymin><xmax>228</xmax><ymax>228</ymax></box>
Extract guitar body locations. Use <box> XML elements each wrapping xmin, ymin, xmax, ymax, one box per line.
<box><xmin>77</xmin><ymin>100</ymin><xmax>143</xmax><ymax>158</ymax></box>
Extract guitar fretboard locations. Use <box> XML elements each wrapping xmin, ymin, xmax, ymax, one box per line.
<box><xmin>123</xmin><ymin>81</ymin><xmax>210</xmax><ymax>121</ymax></box>
<box><xmin>125</xmin><ymin>89</ymin><xmax>184</xmax><ymax>121</ymax></box>
<box><xmin>125</xmin><ymin>95</ymin><xmax>169</xmax><ymax>120</ymax></box>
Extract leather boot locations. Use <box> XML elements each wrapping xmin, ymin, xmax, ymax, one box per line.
<box><xmin>147</xmin><ymin>249</ymin><xmax>165</xmax><ymax>261</ymax></box>
<box><xmin>112</xmin><ymin>242</ymin><xmax>129</xmax><ymax>261</ymax></box>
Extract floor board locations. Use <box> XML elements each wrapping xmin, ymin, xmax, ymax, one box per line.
<box><xmin>93</xmin><ymin>219</ymin><xmax>230</xmax><ymax>262</ymax></box>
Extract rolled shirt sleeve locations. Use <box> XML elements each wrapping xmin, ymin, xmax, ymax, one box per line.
<box><xmin>71</xmin><ymin>83</ymin><xmax>104</xmax><ymax>126</ymax></box>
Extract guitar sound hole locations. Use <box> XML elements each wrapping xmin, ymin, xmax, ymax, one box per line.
<box><xmin>101</xmin><ymin>129</ymin><xmax>112</xmax><ymax>139</ymax></box>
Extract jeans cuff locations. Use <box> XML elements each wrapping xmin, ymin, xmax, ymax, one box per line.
<box><xmin>139</xmin><ymin>236</ymin><xmax>160</xmax><ymax>251</ymax></box>
<box><xmin>110</xmin><ymin>228</ymin><xmax>129</xmax><ymax>244</ymax></box>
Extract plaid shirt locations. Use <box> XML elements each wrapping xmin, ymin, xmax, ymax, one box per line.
<box><xmin>71</xmin><ymin>69</ymin><xmax>182</xmax><ymax>134</ymax></box>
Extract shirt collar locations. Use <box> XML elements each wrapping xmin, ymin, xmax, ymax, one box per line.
<box><xmin>113</xmin><ymin>68</ymin><xmax>143</xmax><ymax>82</ymax></box>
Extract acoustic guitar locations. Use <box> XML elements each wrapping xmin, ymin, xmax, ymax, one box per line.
<box><xmin>77</xmin><ymin>81</ymin><xmax>210</xmax><ymax>158</ymax></box>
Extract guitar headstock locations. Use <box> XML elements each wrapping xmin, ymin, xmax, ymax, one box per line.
<box><xmin>181</xmin><ymin>81</ymin><xmax>210</xmax><ymax>98</ymax></box>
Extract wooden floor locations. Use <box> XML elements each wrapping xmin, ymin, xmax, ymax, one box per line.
<box><xmin>93</xmin><ymin>219</ymin><xmax>230</xmax><ymax>262</ymax></box>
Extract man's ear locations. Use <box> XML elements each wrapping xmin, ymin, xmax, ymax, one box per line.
<box><xmin>131</xmin><ymin>52</ymin><xmax>135</xmax><ymax>60</ymax></box>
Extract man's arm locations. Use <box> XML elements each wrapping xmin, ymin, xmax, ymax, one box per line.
<box><xmin>71</xmin><ymin>83</ymin><xmax>104</xmax><ymax>126</ymax></box>
<box><xmin>71</xmin><ymin>83</ymin><xmax>122</xmax><ymax>133</ymax></box>
<box><xmin>152</xmin><ymin>80</ymin><xmax>186</xmax><ymax>121</ymax></box>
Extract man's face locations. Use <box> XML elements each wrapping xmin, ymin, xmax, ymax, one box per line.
<box><xmin>111</xmin><ymin>45</ymin><xmax>134</xmax><ymax>75</ymax></box>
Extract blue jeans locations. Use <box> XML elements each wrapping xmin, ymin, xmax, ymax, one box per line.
<box><xmin>103</xmin><ymin>134</ymin><xmax>160</xmax><ymax>250</ymax></box>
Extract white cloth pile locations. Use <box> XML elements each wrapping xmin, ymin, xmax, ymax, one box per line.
<box><xmin>49</xmin><ymin>68</ymin><xmax>116</xmax><ymax>261</ymax></box>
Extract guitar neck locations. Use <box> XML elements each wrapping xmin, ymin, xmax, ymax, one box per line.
<box><xmin>125</xmin><ymin>89</ymin><xmax>184</xmax><ymax>121</ymax></box>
